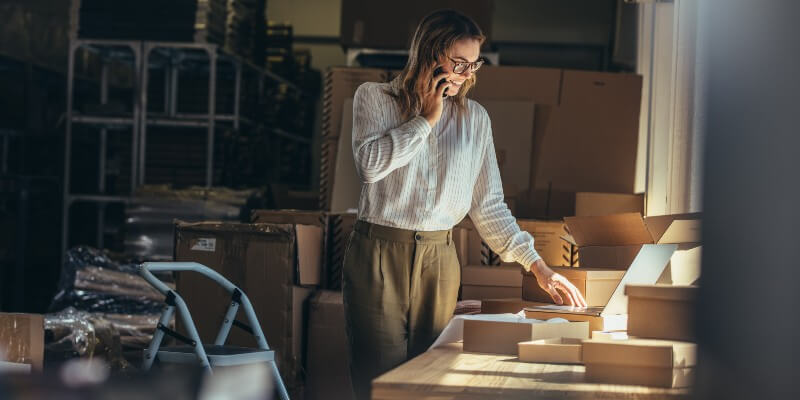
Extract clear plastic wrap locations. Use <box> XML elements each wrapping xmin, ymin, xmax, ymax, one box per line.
<box><xmin>49</xmin><ymin>246</ymin><xmax>168</xmax><ymax>315</ymax></box>
<box><xmin>44</xmin><ymin>307</ymin><xmax>128</xmax><ymax>372</ymax></box>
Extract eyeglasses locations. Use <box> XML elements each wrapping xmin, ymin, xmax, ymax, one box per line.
<box><xmin>448</xmin><ymin>56</ymin><xmax>484</xmax><ymax>74</ymax></box>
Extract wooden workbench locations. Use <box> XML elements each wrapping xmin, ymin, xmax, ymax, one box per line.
<box><xmin>372</xmin><ymin>342</ymin><xmax>690</xmax><ymax>399</ymax></box>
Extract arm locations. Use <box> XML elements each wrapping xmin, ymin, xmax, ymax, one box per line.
<box><xmin>468</xmin><ymin>109</ymin><xmax>587</xmax><ymax>307</ymax></box>
<box><xmin>351</xmin><ymin>83</ymin><xmax>432</xmax><ymax>184</ymax></box>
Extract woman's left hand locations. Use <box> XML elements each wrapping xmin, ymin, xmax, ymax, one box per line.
<box><xmin>530</xmin><ymin>259</ymin><xmax>588</xmax><ymax>307</ymax></box>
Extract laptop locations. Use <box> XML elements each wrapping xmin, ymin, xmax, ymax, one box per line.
<box><xmin>524</xmin><ymin>243</ymin><xmax>678</xmax><ymax>318</ymax></box>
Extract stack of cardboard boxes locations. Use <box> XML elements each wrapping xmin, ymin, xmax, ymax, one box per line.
<box><xmin>582</xmin><ymin>284</ymin><xmax>698</xmax><ymax>388</ymax></box>
<box><xmin>174</xmin><ymin>209</ymin><xmax>359</xmax><ymax>399</ymax></box>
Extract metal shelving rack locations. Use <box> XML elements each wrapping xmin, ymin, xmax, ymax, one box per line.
<box><xmin>62</xmin><ymin>38</ymin><xmax>309</xmax><ymax>257</ymax></box>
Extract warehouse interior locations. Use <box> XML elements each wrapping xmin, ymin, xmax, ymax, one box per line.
<box><xmin>0</xmin><ymin>0</ymin><xmax>798</xmax><ymax>399</ymax></box>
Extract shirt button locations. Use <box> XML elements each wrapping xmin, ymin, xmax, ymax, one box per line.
<box><xmin>415</xmin><ymin>234</ymin><xmax>422</xmax><ymax>240</ymax></box>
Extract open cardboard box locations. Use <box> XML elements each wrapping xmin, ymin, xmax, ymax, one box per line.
<box><xmin>524</xmin><ymin>244</ymin><xmax>676</xmax><ymax>332</ymax></box>
<box><xmin>626</xmin><ymin>284</ymin><xmax>698</xmax><ymax>342</ymax></box>
<box><xmin>522</xmin><ymin>267</ymin><xmax>626</xmax><ymax>306</ymax></box>
<box><xmin>518</xmin><ymin>337</ymin><xmax>583</xmax><ymax>364</ymax></box>
<box><xmin>460</xmin><ymin>265</ymin><xmax>522</xmax><ymax>300</ymax></box>
<box><xmin>565</xmin><ymin>212</ymin><xmax>702</xmax><ymax>285</ymax></box>
<box><xmin>582</xmin><ymin>338</ymin><xmax>696</xmax><ymax>388</ymax></box>
<box><xmin>463</xmin><ymin>319</ymin><xmax>589</xmax><ymax>356</ymax></box>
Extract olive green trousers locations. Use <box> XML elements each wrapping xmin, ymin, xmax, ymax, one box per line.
<box><xmin>342</xmin><ymin>220</ymin><xmax>460</xmax><ymax>400</ymax></box>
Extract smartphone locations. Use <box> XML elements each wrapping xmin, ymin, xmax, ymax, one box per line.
<box><xmin>434</xmin><ymin>66</ymin><xmax>448</xmax><ymax>97</ymax></box>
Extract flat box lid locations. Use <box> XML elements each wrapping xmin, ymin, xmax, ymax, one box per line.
<box><xmin>565</xmin><ymin>212</ymin><xmax>702</xmax><ymax>246</ymax></box>
<box><xmin>582</xmin><ymin>339</ymin><xmax>697</xmax><ymax>368</ymax></box>
<box><xmin>461</xmin><ymin>265</ymin><xmax>522</xmax><ymax>287</ymax></box>
<box><xmin>565</xmin><ymin>213</ymin><xmax>653</xmax><ymax>246</ymax></box>
<box><xmin>552</xmin><ymin>267</ymin><xmax>627</xmax><ymax>280</ymax></box>
<box><xmin>625</xmin><ymin>284</ymin><xmax>698</xmax><ymax>301</ymax></box>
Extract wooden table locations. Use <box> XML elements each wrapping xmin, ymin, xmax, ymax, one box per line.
<box><xmin>372</xmin><ymin>342</ymin><xmax>690</xmax><ymax>399</ymax></box>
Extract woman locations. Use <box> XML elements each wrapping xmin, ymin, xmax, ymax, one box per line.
<box><xmin>342</xmin><ymin>9</ymin><xmax>587</xmax><ymax>399</ymax></box>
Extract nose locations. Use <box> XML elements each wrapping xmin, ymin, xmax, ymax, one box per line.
<box><xmin>461</xmin><ymin>69</ymin><xmax>474</xmax><ymax>79</ymax></box>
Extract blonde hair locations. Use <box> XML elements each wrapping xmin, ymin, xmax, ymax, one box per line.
<box><xmin>388</xmin><ymin>9</ymin><xmax>486</xmax><ymax>120</ymax></box>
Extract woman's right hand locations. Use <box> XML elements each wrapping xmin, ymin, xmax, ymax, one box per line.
<box><xmin>421</xmin><ymin>70</ymin><xmax>452</xmax><ymax>127</ymax></box>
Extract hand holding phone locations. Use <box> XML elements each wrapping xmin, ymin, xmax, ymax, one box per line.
<box><xmin>434</xmin><ymin>67</ymin><xmax>448</xmax><ymax>97</ymax></box>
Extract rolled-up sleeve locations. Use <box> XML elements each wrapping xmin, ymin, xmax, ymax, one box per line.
<box><xmin>467</xmin><ymin>106</ymin><xmax>541</xmax><ymax>271</ymax></box>
<box><xmin>351</xmin><ymin>83</ymin><xmax>432</xmax><ymax>184</ymax></box>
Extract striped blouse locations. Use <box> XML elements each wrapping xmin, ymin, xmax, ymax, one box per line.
<box><xmin>351</xmin><ymin>79</ymin><xmax>541</xmax><ymax>270</ymax></box>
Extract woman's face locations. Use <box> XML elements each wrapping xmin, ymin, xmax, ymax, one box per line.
<box><xmin>441</xmin><ymin>38</ymin><xmax>481</xmax><ymax>95</ymax></box>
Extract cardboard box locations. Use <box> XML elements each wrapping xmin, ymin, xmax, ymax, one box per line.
<box><xmin>518</xmin><ymin>338</ymin><xmax>583</xmax><ymax>364</ymax></box>
<box><xmin>480</xmin><ymin>298</ymin><xmax>550</xmax><ymax>314</ymax></box>
<box><xmin>524</xmin><ymin>243</ymin><xmax>677</xmax><ymax>332</ymax></box>
<box><xmin>250</xmin><ymin>210</ymin><xmax>357</xmax><ymax>290</ymax></box>
<box><xmin>522</xmin><ymin>267</ymin><xmax>626</xmax><ymax>307</ymax></box>
<box><xmin>575</xmin><ymin>192</ymin><xmax>644</xmax><ymax>217</ymax></box>
<box><xmin>524</xmin><ymin>309</ymin><xmax>627</xmax><ymax>333</ymax></box>
<box><xmin>174</xmin><ymin>222</ymin><xmax>315</xmax><ymax>389</ymax></box>
<box><xmin>0</xmin><ymin>313</ymin><xmax>43</xmax><ymax>372</ymax></box>
<box><xmin>464</xmin><ymin>218</ymin><xmax>574</xmax><ymax>268</ymax></box>
<box><xmin>531</xmin><ymin>71</ymin><xmax>643</xmax><ymax>215</ymax></box>
<box><xmin>481</xmin><ymin>100</ymin><xmax>536</xmax><ymax>198</ymax></box>
<box><xmin>463</xmin><ymin>319</ymin><xmax>588</xmax><ymax>355</ymax></box>
<box><xmin>658</xmin><ymin>244</ymin><xmax>702</xmax><ymax>285</ymax></box>
<box><xmin>583</xmin><ymin>339</ymin><xmax>696</xmax><ymax>388</ymax></box>
<box><xmin>592</xmin><ymin>330</ymin><xmax>629</xmax><ymax>340</ymax></box>
<box><xmin>306</xmin><ymin>291</ymin><xmax>355</xmax><ymax>400</ymax></box>
<box><xmin>340</xmin><ymin>0</ymin><xmax>494</xmax><ymax>49</ymax></box>
<box><xmin>250</xmin><ymin>210</ymin><xmax>326</xmax><ymax>286</ymax></box>
<box><xmin>565</xmin><ymin>212</ymin><xmax>701</xmax><ymax>269</ymax></box>
<box><xmin>461</xmin><ymin>265</ymin><xmax>522</xmax><ymax>300</ymax></box>
<box><xmin>626</xmin><ymin>285</ymin><xmax>698</xmax><ymax>342</ymax></box>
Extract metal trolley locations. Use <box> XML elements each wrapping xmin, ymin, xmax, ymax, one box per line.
<box><xmin>139</xmin><ymin>262</ymin><xmax>289</xmax><ymax>400</ymax></box>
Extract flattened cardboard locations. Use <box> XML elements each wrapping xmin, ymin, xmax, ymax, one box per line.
<box><xmin>480</xmin><ymin>298</ymin><xmax>551</xmax><ymax>314</ymax></box>
<box><xmin>518</xmin><ymin>337</ymin><xmax>583</xmax><ymax>364</ymax></box>
<box><xmin>463</xmin><ymin>319</ymin><xmax>589</xmax><ymax>355</ymax></box>
<box><xmin>532</xmin><ymin>71</ymin><xmax>643</xmax><ymax>197</ymax></box>
<box><xmin>575</xmin><ymin>192</ymin><xmax>644</xmax><ymax>217</ymax></box>
<box><xmin>331</xmin><ymin>98</ymin><xmax>361</xmax><ymax>212</ymax></box>
<box><xmin>469</xmin><ymin>66</ymin><xmax>562</xmax><ymax>105</ymax></box>
<box><xmin>480</xmin><ymin>100</ymin><xmax>536</xmax><ymax>198</ymax></box>
<box><xmin>522</xmin><ymin>267</ymin><xmax>626</xmax><ymax>307</ymax></box>
<box><xmin>626</xmin><ymin>285</ymin><xmax>697</xmax><ymax>342</ymax></box>
<box><xmin>0</xmin><ymin>313</ymin><xmax>43</xmax><ymax>372</ymax></box>
<box><xmin>320</xmin><ymin>67</ymin><xmax>387</xmax><ymax>211</ymax></box>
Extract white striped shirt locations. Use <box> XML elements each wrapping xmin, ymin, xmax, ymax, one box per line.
<box><xmin>351</xmin><ymin>80</ymin><xmax>541</xmax><ymax>270</ymax></box>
